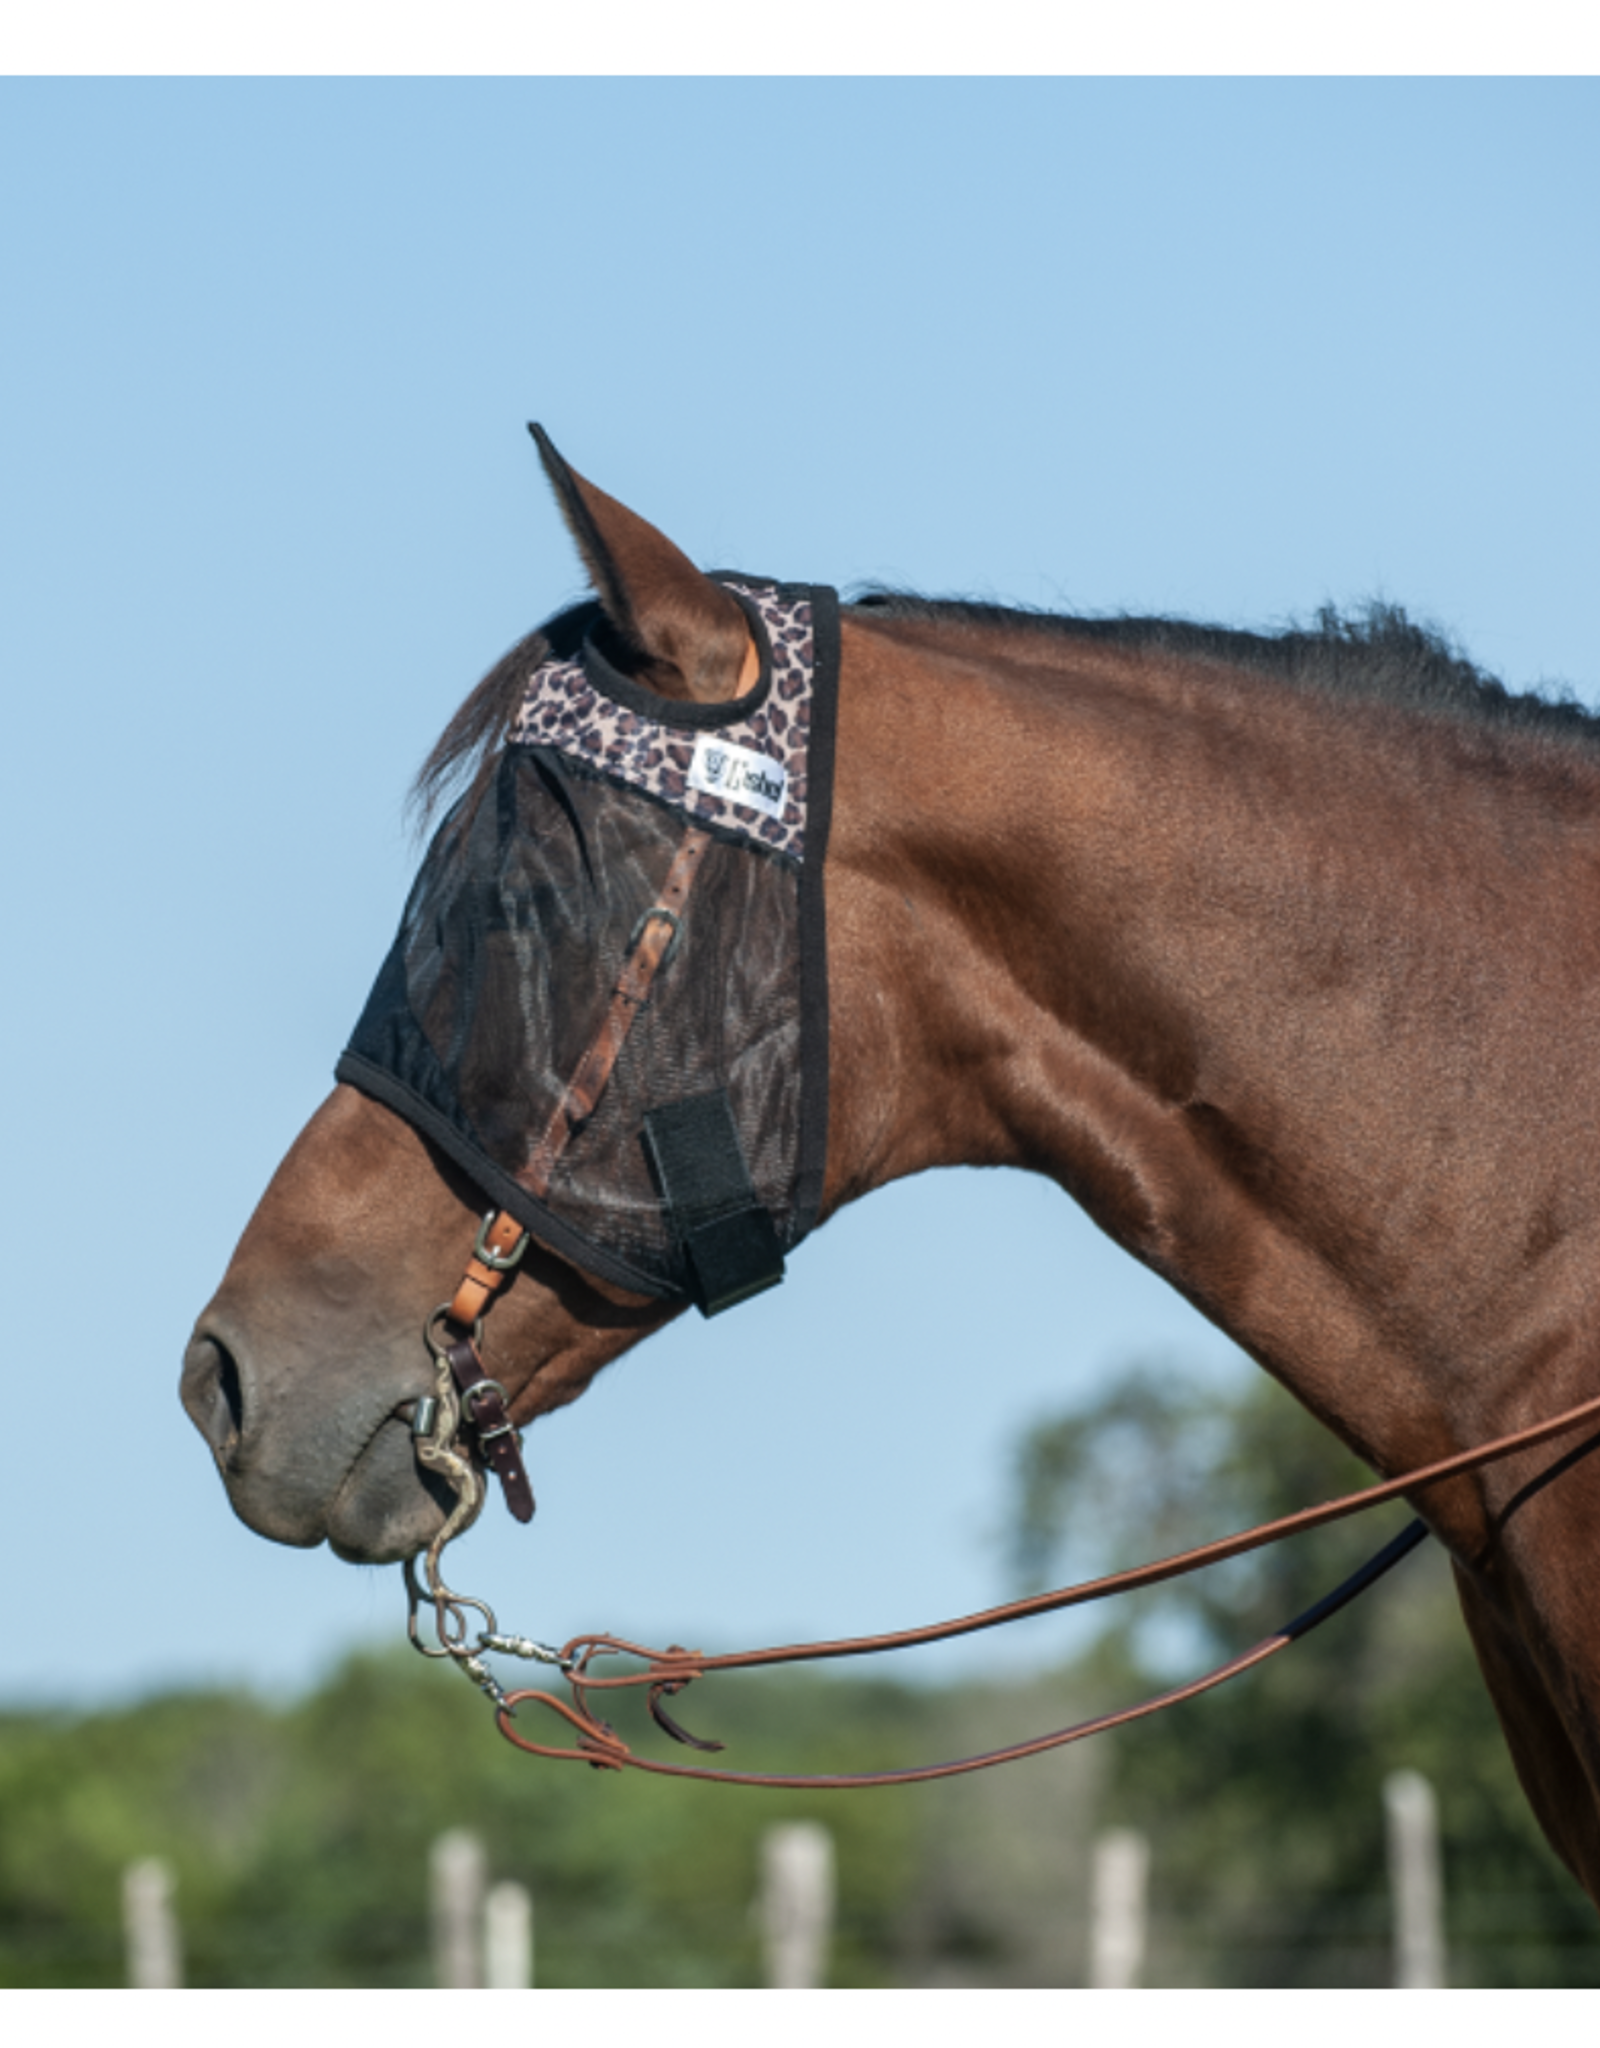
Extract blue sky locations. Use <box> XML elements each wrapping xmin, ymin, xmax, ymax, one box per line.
<box><xmin>4</xmin><ymin>78</ymin><xmax>1597</xmax><ymax>1706</ymax></box>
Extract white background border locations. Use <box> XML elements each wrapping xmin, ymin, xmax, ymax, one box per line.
<box><xmin>6</xmin><ymin>3</ymin><xmax>1599</xmax><ymax>78</ymax></box>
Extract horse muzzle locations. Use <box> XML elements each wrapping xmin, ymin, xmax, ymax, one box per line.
<box><xmin>180</xmin><ymin>1319</ymin><xmax>453</xmax><ymax>1562</ymax></box>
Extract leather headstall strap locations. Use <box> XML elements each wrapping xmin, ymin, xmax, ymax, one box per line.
<box><xmin>436</xmin><ymin>1208</ymin><xmax>537</xmax><ymax>1525</ymax></box>
<box><xmin>522</xmin><ymin>827</ymin><xmax>713</xmax><ymax>1203</ymax></box>
<box><xmin>435</xmin><ymin>827</ymin><xmax>714</xmax><ymax>1525</ymax></box>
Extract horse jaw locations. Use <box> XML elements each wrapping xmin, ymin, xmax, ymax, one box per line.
<box><xmin>180</xmin><ymin>1085</ymin><xmax>673</xmax><ymax>1563</ymax></box>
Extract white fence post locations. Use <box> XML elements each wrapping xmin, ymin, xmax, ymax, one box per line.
<box><xmin>431</xmin><ymin>1829</ymin><xmax>487</xmax><ymax>1988</ymax></box>
<box><xmin>123</xmin><ymin>1857</ymin><xmax>182</xmax><ymax>1989</ymax></box>
<box><xmin>1089</xmin><ymin>1827</ymin><xmax>1149</xmax><ymax>1989</ymax></box>
<box><xmin>1385</xmin><ymin>1769</ymin><xmax>1445</xmax><ymax>1988</ymax></box>
<box><xmin>485</xmin><ymin>1880</ymin><xmax>533</xmax><ymax>1989</ymax></box>
<box><xmin>760</xmin><ymin>1822</ymin><xmax>834</xmax><ymax>1989</ymax></box>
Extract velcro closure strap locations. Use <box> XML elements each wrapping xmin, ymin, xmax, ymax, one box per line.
<box><xmin>641</xmin><ymin>1091</ymin><xmax>786</xmax><ymax>1317</ymax></box>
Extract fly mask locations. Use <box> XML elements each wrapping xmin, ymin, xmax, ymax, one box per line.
<box><xmin>338</xmin><ymin>577</ymin><xmax>840</xmax><ymax>1316</ymax></box>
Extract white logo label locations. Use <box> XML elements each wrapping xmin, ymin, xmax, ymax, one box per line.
<box><xmin>687</xmin><ymin>734</ymin><xmax>788</xmax><ymax>819</ymax></box>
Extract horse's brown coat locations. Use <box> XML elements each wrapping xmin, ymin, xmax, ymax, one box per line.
<box><xmin>182</xmin><ymin>449</ymin><xmax>1600</xmax><ymax>1902</ymax></box>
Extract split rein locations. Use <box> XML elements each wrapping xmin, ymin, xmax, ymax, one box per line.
<box><xmin>404</xmin><ymin>1220</ymin><xmax>1600</xmax><ymax>1792</ymax></box>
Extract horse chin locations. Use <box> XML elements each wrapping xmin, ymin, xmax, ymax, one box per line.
<box><xmin>321</xmin><ymin>1416</ymin><xmax>457</xmax><ymax>1564</ymax></box>
<box><xmin>206</xmin><ymin>1393</ymin><xmax>456</xmax><ymax>1565</ymax></box>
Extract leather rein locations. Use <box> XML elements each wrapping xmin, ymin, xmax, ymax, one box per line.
<box><xmin>415</xmin><ymin>1306</ymin><xmax>1600</xmax><ymax>1786</ymax></box>
<box><xmin>401</xmin><ymin>820</ymin><xmax>1600</xmax><ymax>1788</ymax></box>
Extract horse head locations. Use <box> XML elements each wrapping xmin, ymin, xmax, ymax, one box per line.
<box><xmin>180</xmin><ymin>431</ymin><xmax>873</xmax><ymax>1563</ymax></box>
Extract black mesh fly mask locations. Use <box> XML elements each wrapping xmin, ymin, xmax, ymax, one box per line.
<box><xmin>339</xmin><ymin>577</ymin><xmax>840</xmax><ymax>1316</ymax></box>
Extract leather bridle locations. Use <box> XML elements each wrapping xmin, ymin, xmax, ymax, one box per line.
<box><xmin>400</xmin><ymin>826</ymin><xmax>1600</xmax><ymax>1788</ymax></box>
<box><xmin>410</xmin><ymin>1184</ymin><xmax>1600</xmax><ymax>1787</ymax></box>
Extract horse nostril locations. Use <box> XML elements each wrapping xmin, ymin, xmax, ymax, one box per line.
<box><xmin>181</xmin><ymin>1331</ymin><xmax>246</xmax><ymax>1461</ymax></box>
<box><xmin>215</xmin><ymin>1339</ymin><xmax>244</xmax><ymax>1435</ymax></box>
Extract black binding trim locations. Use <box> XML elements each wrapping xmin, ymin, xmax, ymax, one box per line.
<box><xmin>641</xmin><ymin>1091</ymin><xmax>786</xmax><ymax>1316</ymax></box>
<box><xmin>335</xmin><ymin>1051</ymin><xmax>683</xmax><ymax>1302</ymax></box>
<box><xmin>793</xmin><ymin>584</ymin><xmax>840</xmax><ymax>1245</ymax></box>
<box><xmin>581</xmin><ymin>585</ymin><xmax>776</xmax><ymax>729</ymax></box>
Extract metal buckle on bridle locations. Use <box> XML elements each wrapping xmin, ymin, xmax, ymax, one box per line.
<box><xmin>460</xmin><ymin>1374</ymin><xmax>515</xmax><ymax>1439</ymax></box>
<box><xmin>472</xmin><ymin>1210</ymin><xmax>528</xmax><ymax>1273</ymax></box>
<box><xmin>626</xmin><ymin>904</ymin><xmax>682</xmax><ymax>971</ymax></box>
<box><xmin>422</xmin><ymin>1304</ymin><xmax>519</xmax><ymax>1445</ymax></box>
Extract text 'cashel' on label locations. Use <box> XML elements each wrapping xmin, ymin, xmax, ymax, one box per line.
<box><xmin>687</xmin><ymin>734</ymin><xmax>789</xmax><ymax>819</ymax></box>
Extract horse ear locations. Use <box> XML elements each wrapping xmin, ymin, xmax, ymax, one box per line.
<box><xmin>529</xmin><ymin>424</ymin><xmax>756</xmax><ymax>703</ymax></box>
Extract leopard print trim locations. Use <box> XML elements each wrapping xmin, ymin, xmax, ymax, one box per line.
<box><xmin>508</xmin><ymin>579</ymin><xmax>816</xmax><ymax>861</ymax></box>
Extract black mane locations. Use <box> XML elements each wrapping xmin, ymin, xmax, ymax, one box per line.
<box><xmin>848</xmin><ymin>592</ymin><xmax>1597</xmax><ymax>748</ymax></box>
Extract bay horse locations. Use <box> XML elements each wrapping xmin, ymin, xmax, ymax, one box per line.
<box><xmin>183</xmin><ymin>435</ymin><xmax>1600</xmax><ymax>1903</ymax></box>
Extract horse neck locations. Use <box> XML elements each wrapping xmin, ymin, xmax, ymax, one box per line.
<box><xmin>825</xmin><ymin>611</ymin><xmax>1600</xmax><ymax>1485</ymax></box>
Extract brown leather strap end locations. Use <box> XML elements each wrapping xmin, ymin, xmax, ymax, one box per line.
<box><xmin>443</xmin><ymin>1335</ymin><xmax>536</xmax><ymax>1523</ymax></box>
<box><xmin>647</xmin><ymin>1680</ymin><xmax>726</xmax><ymax>1752</ymax></box>
<box><xmin>485</xmin><ymin>1433</ymin><xmax>536</xmax><ymax>1525</ymax></box>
